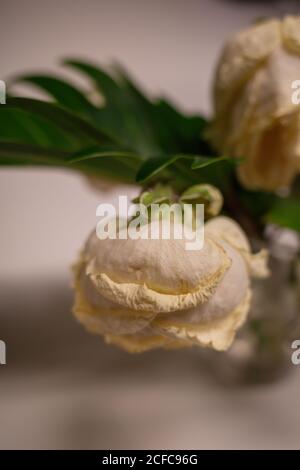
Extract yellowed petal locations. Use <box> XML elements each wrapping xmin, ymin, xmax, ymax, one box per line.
<box><xmin>73</xmin><ymin>260</ymin><xmax>155</xmax><ymax>335</ymax></box>
<box><xmin>282</xmin><ymin>16</ymin><xmax>300</xmax><ymax>54</ymax></box>
<box><xmin>236</xmin><ymin>116</ymin><xmax>300</xmax><ymax>190</ymax></box>
<box><xmin>211</xmin><ymin>16</ymin><xmax>300</xmax><ymax>190</ymax></box>
<box><xmin>206</xmin><ymin>216</ymin><xmax>250</xmax><ymax>251</ymax></box>
<box><xmin>154</xmin><ymin>242</ymin><xmax>248</xmax><ymax>322</ymax></box>
<box><xmin>84</xmin><ymin>226</ymin><xmax>231</xmax><ymax>313</ymax></box>
<box><xmin>213</xmin><ymin>19</ymin><xmax>281</xmax><ymax>118</ymax></box>
<box><xmin>85</xmin><ymin>227</ymin><xmax>224</xmax><ymax>294</ymax></box>
<box><xmin>151</xmin><ymin>242</ymin><xmax>251</xmax><ymax>351</ymax></box>
<box><xmin>87</xmin><ymin>257</ymin><xmax>230</xmax><ymax>314</ymax></box>
<box><xmin>152</xmin><ymin>290</ymin><xmax>251</xmax><ymax>352</ymax></box>
<box><xmin>104</xmin><ymin>332</ymin><xmax>186</xmax><ymax>353</ymax></box>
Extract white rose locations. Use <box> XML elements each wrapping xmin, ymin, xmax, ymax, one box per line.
<box><xmin>211</xmin><ymin>16</ymin><xmax>300</xmax><ymax>190</ymax></box>
<box><xmin>72</xmin><ymin>217</ymin><xmax>268</xmax><ymax>352</ymax></box>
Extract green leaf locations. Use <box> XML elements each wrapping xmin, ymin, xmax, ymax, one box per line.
<box><xmin>67</xmin><ymin>146</ymin><xmax>141</xmax><ymax>164</ymax></box>
<box><xmin>63</xmin><ymin>58</ymin><xmax>120</xmax><ymax>104</ymax></box>
<box><xmin>191</xmin><ymin>155</ymin><xmax>234</xmax><ymax>169</ymax></box>
<box><xmin>1</xmin><ymin>59</ymin><xmax>218</xmax><ymax>187</ymax></box>
<box><xmin>265</xmin><ymin>198</ymin><xmax>300</xmax><ymax>233</ymax></box>
<box><xmin>136</xmin><ymin>153</ymin><xmax>235</xmax><ymax>185</ymax></box>
<box><xmin>0</xmin><ymin>107</ymin><xmax>78</xmax><ymax>150</ymax></box>
<box><xmin>67</xmin><ymin>145</ymin><xmax>141</xmax><ymax>179</ymax></box>
<box><xmin>154</xmin><ymin>99</ymin><xmax>209</xmax><ymax>154</ymax></box>
<box><xmin>63</xmin><ymin>58</ymin><xmax>160</xmax><ymax>155</ymax></box>
<box><xmin>67</xmin><ymin>146</ymin><xmax>142</xmax><ymax>183</ymax></box>
<box><xmin>12</xmin><ymin>74</ymin><xmax>95</xmax><ymax>118</ymax></box>
<box><xmin>63</xmin><ymin>59</ymin><xmax>210</xmax><ymax>156</ymax></box>
<box><xmin>0</xmin><ymin>141</ymin><xmax>138</xmax><ymax>183</ymax></box>
<box><xmin>6</xmin><ymin>97</ymin><xmax>113</xmax><ymax>145</ymax></box>
<box><xmin>114</xmin><ymin>64</ymin><xmax>209</xmax><ymax>154</ymax></box>
<box><xmin>136</xmin><ymin>154</ymin><xmax>194</xmax><ymax>183</ymax></box>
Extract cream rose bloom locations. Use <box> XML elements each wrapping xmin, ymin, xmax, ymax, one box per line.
<box><xmin>72</xmin><ymin>217</ymin><xmax>268</xmax><ymax>352</ymax></box>
<box><xmin>211</xmin><ymin>16</ymin><xmax>300</xmax><ymax>190</ymax></box>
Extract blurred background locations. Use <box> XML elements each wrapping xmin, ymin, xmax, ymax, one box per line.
<box><xmin>1</xmin><ymin>0</ymin><xmax>300</xmax><ymax>450</ymax></box>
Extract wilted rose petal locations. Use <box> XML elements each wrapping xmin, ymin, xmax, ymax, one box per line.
<box><xmin>72</xmin><ymin>216</ymin><xmax>267</xmax><ymax>352</ymax></box>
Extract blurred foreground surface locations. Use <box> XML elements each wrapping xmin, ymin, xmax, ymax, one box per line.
<box><xmin>1</xmin><ymin>268</ymin><xmax>300</xmax><ymax>449</ymax></box>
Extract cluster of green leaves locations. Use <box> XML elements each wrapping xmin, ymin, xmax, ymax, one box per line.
<box><xmin>0</xmin><ymin>58</ymin><xmax>299</xmax><ymax>235</ymax></box>
<box><xmin>0</xmin><ymin>58</ymin><xmax>234</xmax><ymax>189</ymax></box>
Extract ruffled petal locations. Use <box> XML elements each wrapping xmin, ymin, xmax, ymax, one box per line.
<box><xmin>152</xmin><ymin>290</ymin><xmax>251</xmax><ymax>352</ymax></box>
